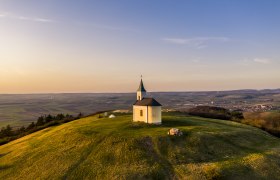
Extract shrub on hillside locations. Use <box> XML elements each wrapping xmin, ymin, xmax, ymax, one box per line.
<box><xmin>0</xmin><ymin>125</ymin><xmax>13</xmax><ymax>138</ymax></box>
<box><xmin>243</xmin><ymin>112</ymin><xmax>280</xmax><ymax>137</ymax></box>
<box><xmin>188</xmin><ymin>106</ymin><xmax>244</xmax><ymax>120</ymax></box>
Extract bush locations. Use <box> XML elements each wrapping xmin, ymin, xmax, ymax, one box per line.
<box><xmin>0</xmin><ymin>125</ymin><xmax>13</xmax><ymax>138</ymax></box>
<box><xmin>188</xmin><ymin>106</ymin><xmax>231</xmax><ymax>120</ymax></box>
<box><xmin>188</xmin><ymin>106</ymin><xmax>243</xmax><ymax>120</ymax></box>
<box><xmin>243</xmin><ymin>112</ymin><xmax>280</xmax><ymax>137</ymax></box>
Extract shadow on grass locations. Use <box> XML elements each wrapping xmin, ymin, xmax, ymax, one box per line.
<box><xmin>125</xmin><ymin>118</ymin><xmax>197</xmax><ymax>130</ymax></box>
<box><xmin>126</xmin><ymin>122</ymin><xmax>161</xmax><ymax>129</ymax></box>
<box><xmin>61</xmin><ymin>134</ymin><xmax>110</xmax><ymax>180</ymax></box>
<box><xmin>162</xmin><ymin>118</ymin><xmax>198</xmax><ymax>127</ymax></box>
<box><xmin>133</xmin><ymin>136</ymin><xmax>176</xmax><ymax>179</ymax></box>
<box><xmin>0</xmin><ymin>151</ymin><xmax>11</xmax><ymax>158</ymax></box>
<box><xmin>0</xmin><ymin>164</ymin><xmax>12</xmax><ymax>170</ymax></box>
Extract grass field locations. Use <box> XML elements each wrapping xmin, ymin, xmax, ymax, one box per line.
<box><xmin>1</xmin><ymin>112</ymin><xmax>280</xmax><ymax>179</ymax></box>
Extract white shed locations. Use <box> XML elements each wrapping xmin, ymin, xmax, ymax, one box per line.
<box><xmin>109</xmin><ymin>114</ymin><xmax>116</xmax><ymax>118</ymax></box>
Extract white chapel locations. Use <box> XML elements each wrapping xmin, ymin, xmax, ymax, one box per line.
<box><xmin>133</xmin><ymin>78</ymin><xmax>162</xmax><ymax>124</ymax></box>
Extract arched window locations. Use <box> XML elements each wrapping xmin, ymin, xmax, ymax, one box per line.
<box><xmin>140</xmin><ymin>110</ymin><xmax>143</xmax><ymax>116</ymax></box>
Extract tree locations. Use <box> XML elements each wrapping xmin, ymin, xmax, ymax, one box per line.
<box><xmin>45</xmin><ymin>114</ymin><xmax>53</xmax><ymax>122</ymax></box>
<box><xmin>0</xmin><ymin>127</ymin><xmax>6</xmax><ymax>138</ymax></box>
<box><xmin>56</xmin><ymin>114</ymin><xmax>65</xmax><ymax>120</ymax></box>
<box><xmin>27</xmin><ymin>122</ymin><xmax>35</xmax><ymax>130</ymax></box>
<box><xmin>77</xmin><ymin>112</ymin><xmax>83</xmax><ymax>119</ymax></box>
<box><xmin>13</xmin><ymin>126</ymin><xmax>26</xmax><ymax>136</ymax></box>
<box><xmin>36</xmin><ymin>116</ymin><xmax>45</xmax><ymax>126</ymax></box>
<box><xmin>1</xmin><ymin>125</ymin><xmax>13</xmax><ymax>137</ymax></box>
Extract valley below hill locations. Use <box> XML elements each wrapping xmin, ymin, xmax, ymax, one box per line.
<box><xmin>1</xmin><ymin>89</ymin><xmax>280</xmax><ymax>128</ymax></box>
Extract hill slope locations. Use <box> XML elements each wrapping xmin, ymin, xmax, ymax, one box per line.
<box><xmin>1</xmin><ymin>113</ymin><xmax>280</xmax><ymax>179</ymax></box>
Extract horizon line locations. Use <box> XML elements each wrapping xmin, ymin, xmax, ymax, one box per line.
<box><xmin>0</xmin><ymin>88</ymin><xmax>279</xmax><ymax>95</ymax></box>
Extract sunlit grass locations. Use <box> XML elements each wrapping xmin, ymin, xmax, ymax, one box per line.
<box><xmin>0</xmin><ymin>112</ymin><xmax>280</xmax><ymax>179</ymax></box>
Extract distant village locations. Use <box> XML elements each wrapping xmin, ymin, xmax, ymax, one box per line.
<box><xmin>161</xmin><ymin>99</ymin><xmax>279</xmax><ymax>113</ymax></box>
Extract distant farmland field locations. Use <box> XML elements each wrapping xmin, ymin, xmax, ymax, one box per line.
<box><xmin>1</xmin><ymin>89</ymin><xmax>280</xmax><ymax>128</ymax></box>
<box><xmin>0</xmin><ymin>93</ymin><xmax>135</xmax><ymax>128</ymax></box>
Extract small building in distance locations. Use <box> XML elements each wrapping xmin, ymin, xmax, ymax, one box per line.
<box><xmin>109</xmin><ymin>114</ymin><xmax>116</xmax><ymax>118</ymax></box>
<box><xmin>133</xmin><ymin>78</ymin><xmax>162</xmax><ymax>124</ymax></box>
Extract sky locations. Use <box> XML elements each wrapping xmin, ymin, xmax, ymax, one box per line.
<box><xmin>0</xmin><ymin>0</ymin><xmax>280</xmax><ymax>93</ymax></box>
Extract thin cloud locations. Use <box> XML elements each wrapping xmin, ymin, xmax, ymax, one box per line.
<box><xmin>192</xmin><ymin>59</ymin><xmax>200</xmax><ymax>63</ymax></box>
<box><xmin>191</xmin><ymin>58</ymin><xmax>201</xmax><ymax>63</ymax></box>
<box><xmin>18</xmin><ymin>16</ymin><xmax>54</xmax><ymax>23</ymax></box>
<box><xmin>162</xmin><ymin>37</ymin><xmax>230</xmax><ymax>49</ymax></box>
<box><xmin>0</xmin><ymin>12</ymin><xmax>54</xmax><ymax>23</ymax></box>
<box><xmin>239</xmin><ymin>58</ymin><xmax>272</xmax><ymax>66</ymax></box>
<box><xmin>254</xmin><ymin>58</ymin><xmax>271</xmax><ymax>64</ymax></box>
<box><xmin>75</xmin><ymin>21</ymin><xmax>138</xmax><ymax>33</ymax></box>
<box><xmin>34</xmin><ymin>18</ymin><xmax>54</xmax><ymax>23</ymax></box>
<box><xmin>239</xmin><ymin>58</ymin><xmax>250</xmax><ymax>66</ymax></box>
<box><xmin>91</xmin><ymin>23</ymin><xmax>130</xmax><ymax>31</ymax></box>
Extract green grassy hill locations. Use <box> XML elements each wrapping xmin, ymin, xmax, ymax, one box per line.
<box><xmin>1</xmin><ymin>113</ymin><xmax>280</xmax><ymax>179</ymax></box>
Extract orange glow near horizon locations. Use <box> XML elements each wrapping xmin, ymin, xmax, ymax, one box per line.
<box><xmin>1</xmin><ymin>1</ymin><xmax>280</xmax><ymax>93</ymax></box>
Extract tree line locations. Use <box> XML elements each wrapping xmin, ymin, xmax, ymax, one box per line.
<box><xmin>0</xmin><ymin>112</ymin><xmax>83</xmax><ymax>145</ymax></box>
<box><xmin>188</xmin><ymin>106</ymin><xmax>244</xmax><ymax>120</ymax></box>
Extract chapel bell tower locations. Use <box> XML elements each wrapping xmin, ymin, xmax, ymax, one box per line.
<box><xmin>136</xmin><ymin>77</ymin><xmax>146</xmax><ymax>100</ymax></box>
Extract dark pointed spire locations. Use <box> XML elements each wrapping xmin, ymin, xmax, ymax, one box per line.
<box><xmin>137</xmin><ymin>76</ymin><xmax>146</xmax><ymax>92</ymax></box>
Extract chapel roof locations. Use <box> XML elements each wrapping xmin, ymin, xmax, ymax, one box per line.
<box><xmin>133</xmin><ymin>97</ymin><xmax>162</xmax><ymax>106</ymax></box>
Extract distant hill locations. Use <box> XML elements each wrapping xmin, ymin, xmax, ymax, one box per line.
<box><xmin>1</xmin><ymin>112</ymin><xmax>280</xmax><ymax>179</ymax></box>
<box><xmin>1</xmin><ymin>89</ymin><xmax>280</xmax><ymax>128</ymax></box>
